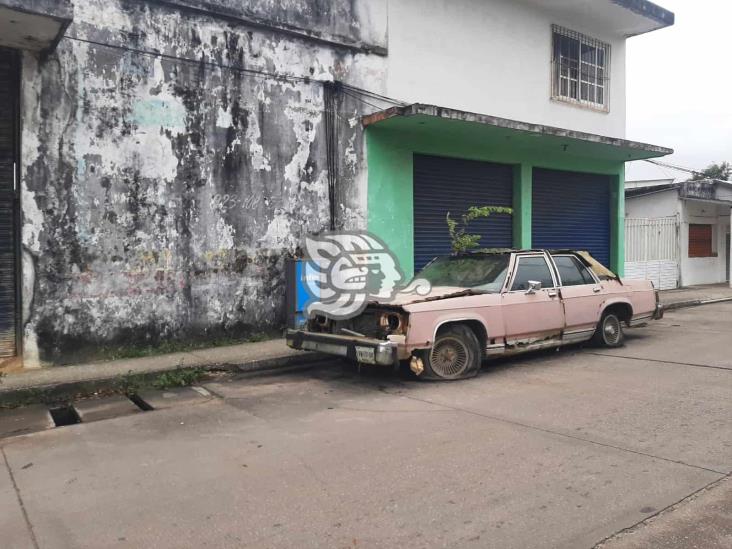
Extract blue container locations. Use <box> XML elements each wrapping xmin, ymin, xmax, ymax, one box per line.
<box><xmin>285</xmin><ymin>258</ymin><xmax>320</xmax><ymax>329</ymax></box>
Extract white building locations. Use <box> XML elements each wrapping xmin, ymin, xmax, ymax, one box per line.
<box><xmin>625</xmin><ymin>180</ymin><xmax>732</xmax><ymax>288</ymax></box>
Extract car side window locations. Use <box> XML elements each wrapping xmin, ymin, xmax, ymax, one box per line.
<box><xmin>552</xmin><ymin>255</ymin><xmax>595</xmax><ymax>286</ymax></box>
<box><xmin>510</xmin><ymin>256</ymin><xmax>555</xmax><ymax>291</ymax></box>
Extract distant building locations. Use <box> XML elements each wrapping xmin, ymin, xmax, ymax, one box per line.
<box><xmin>624</xmin><ymin>178</ymin><xmax>675</xmax><ymax>190</ymax></box>
<box><xmin>625</xmin><ymin>180</ymin><xmax>732</xmax><ymax>288</ymax></box>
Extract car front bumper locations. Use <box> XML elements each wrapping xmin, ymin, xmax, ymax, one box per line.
<box><xmin>286</xmin><ymin>329</ymin><xmax>399</xmax><ymax>366</ymax></box>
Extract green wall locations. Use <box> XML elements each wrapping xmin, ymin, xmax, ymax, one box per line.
<box><xmin>366</xmin><ymin>124</ymin><xmax>626</xmax><ymax>278</ymax></box>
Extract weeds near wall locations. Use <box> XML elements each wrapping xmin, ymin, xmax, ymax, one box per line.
<box><xmin>115</xmin><ymin>367</ymin><xmax>206</xmax><ymax>396</ymax></box>
<box><xmin>152</xmin><ymin>368</ymin><xmax>205</xmax><ymax>390</ymax></box>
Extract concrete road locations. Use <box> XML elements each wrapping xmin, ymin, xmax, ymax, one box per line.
<box><xmin>1</xmin><ymin>303</ymin><xmax>730</xmax><ymax>549</ymax></box>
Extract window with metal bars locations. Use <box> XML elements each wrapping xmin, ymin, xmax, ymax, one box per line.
<box><xmin>551</xmin><ymin>25</ymin><xmax>610</xmax><ymax>111</ymax></box>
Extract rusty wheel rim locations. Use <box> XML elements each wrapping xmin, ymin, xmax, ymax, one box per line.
<box><xmin>430</xmin><ymin>336</ymin><xmax>469</xmax><ymax>378</ymax></box>
<box><xmin>603</xmin><ymin>315</ymin><xmax>621</xmax><ymax>345</ymax></box>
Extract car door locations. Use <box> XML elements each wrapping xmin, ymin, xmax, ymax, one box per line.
<box><xmin>551</xmin><ymin>254</ymin><xmax>604</xmax><ymax>339</ymax></box>
<box><xmin>501</xmin><ymin>254</ymin><xmax>564</xmax><ymax>344</ymax></box>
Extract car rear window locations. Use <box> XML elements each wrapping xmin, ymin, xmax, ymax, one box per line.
<box><xmin>552</xmin><ymin>255</ymin><xmax>595</xmax><ymax>286</ymax></box>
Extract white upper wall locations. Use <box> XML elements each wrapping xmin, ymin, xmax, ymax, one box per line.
<box><xmin>385</xmin><ymin>0</ymin><xmax>629</xmax><ymax>138</ymax></box>
<box><xmin>626</xmin><ymin>190</ymin><xmax>679</xmax><ymax>218</ymax></box>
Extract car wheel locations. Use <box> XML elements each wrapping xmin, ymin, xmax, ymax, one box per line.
<box><xmin>421</xmin><ymin>325</ymin><xmax>481</xmax><ymax>380</ymax></box>
<box><xmin>593</xmin><ymin>311</ymin><xmax>625</xmax><ymax>348</ymax></box>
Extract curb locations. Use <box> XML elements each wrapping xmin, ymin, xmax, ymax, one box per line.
<box><xmin>0</xmin><ymin>352</ymin><xmax>327</xmax><ymax>409</ymax></box>
<box><xmin>662</xmin><ymin>296</ymin><xmax>732</xmax><ymax>311</ymax></box>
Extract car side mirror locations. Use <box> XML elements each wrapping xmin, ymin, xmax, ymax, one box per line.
<box><xmin>525</xmin><ymin>280</ymin><xmax>542</xmax><ymax>295</ymax></box>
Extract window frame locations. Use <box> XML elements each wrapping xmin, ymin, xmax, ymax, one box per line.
<box><xmin>551</xmin><ymin>25</ymin><xmax>611</xmax><ymax>112</ymax></box>
<box><xmin>550</xmin><ymin>254</ymin><xmax>599</xmax><ymax>287</ymax></box>
<box><xmin>506</xmin><ymin>253</ymin><xmax>559</xmax><ymax>293</ymax></box>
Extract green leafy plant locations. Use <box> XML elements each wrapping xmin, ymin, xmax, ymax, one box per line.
<box><xmin>151</xmin><ymin>367</ymin><xmax>205</xmax><ymax>390</ymax></box>
<box><xmin>446</xmin><ymin>205</ymin><xmax>513</xmax><ymax>253</ymax></box>
<box><xmin>116</xmin><ymin>370</ymin><xmax>142</xmax><ymax>396</ymax></box>
<box><xmin>115</xmin><ymin>367</ymin><xmax>206</xmax><ymax>396</ymax></box>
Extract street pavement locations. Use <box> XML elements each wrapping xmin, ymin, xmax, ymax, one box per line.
<box><xmin>1</xmin><ymin>303</ymin><xmax>731</xmax><ymax>549</ymax></box>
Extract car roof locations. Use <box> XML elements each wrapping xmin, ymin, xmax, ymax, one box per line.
<box><xmin>456</xmin><ymin>249</ymin><xmax>582</xmax><ymax>256</ymax></box>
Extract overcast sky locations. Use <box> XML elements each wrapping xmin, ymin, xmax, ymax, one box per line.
<box><xmin>625</xmin><ymin>0</ymin><xmax>732</xmax><ymax>181</ymax></box>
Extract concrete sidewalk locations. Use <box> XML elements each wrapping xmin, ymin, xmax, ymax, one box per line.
<box><xmin>0</xmin><ymin>338</ymin><xmax>322</xmax><ymax>407</ymax></box>
<box><xmin>659</xmin><ymin>283</ymin><xmax>732</xmax><ymax>310</ymax></box>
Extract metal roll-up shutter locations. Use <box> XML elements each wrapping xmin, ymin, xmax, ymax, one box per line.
<box><xmin>0</xmin><ymin>48</ymin><xmax>18</xmax><ymax>358</ymax></box>
<box><xmin>532</xmin><ymin>168</ymin><xmax>611</xmax><ymax>267</ymax></box>
<box><xmin>413</xmin><ymin>154</ymin><xmax>513</xmax><ymax>271</ymax></box>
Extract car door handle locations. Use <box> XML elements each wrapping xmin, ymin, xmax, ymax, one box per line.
<box><xmin>592</xmin><ymin>287</ymin><xmax>601</xmax><ymax>293</ymax></box>
<box><xmin>548</xmin><ymin>290</ymin><xmax>558</xmax><ymax>298</ymax></box>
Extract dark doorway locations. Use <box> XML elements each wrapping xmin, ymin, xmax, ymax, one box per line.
<box><xmin>0</xmin><ymin>47</ymin><xmax>20</xmax><ymax>360</ymax></box>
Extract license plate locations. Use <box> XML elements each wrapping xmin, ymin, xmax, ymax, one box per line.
<box><xmin>355</xmin><ymin>346</ymin><xmax>375</xmax><ymax>364</ymax></box>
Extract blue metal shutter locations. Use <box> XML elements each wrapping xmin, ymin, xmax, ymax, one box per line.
<box><xmin>532</xmin><ymin>168</ymin><xmax>611</xmax><ymax>266</ymax></box>
<box><xmin>0</xmin><ymin>49</ymin><xmax>18</xmax><ymax>358</ymax></box>
<box><xmin>413</xmin><ymin>155</ymin><xmax>513</xmax><ymax>271</ymax></box>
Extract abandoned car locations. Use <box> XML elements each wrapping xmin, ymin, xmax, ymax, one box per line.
<box><xmin>286</xmin><ymin>250</ymin><xmax>663</xmax><ymax>380</ymax></box>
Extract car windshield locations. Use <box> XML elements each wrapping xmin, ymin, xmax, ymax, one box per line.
<box><xmin>414</xmin><ymin>255</ymin><xmax>510</xmax><ymax>292</ymax></box>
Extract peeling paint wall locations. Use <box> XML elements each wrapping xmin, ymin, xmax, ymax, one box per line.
<box><xmin>20</xmin><ymin>0</ymin><xmax>386</xmax><ymax>364</ymax></box>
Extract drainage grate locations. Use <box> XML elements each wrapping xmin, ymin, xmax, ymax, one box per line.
<box><xmin>128</xmin><ymin>394</ymin><xmax>154</xmax><ymax>411</ymax></box>
<box><xmin>48</xmin><ymin>405</ymin><xmax>81</xmax><ymax>427</ymax></box>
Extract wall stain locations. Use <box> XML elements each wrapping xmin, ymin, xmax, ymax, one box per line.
<box><xmin>20</xmin><ymin>0</ymin><xmax>381</xmax><ymax>364</ymax></box>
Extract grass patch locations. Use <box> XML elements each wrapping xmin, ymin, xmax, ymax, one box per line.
<box><xmin>151</xmin><ymin>367</ymin><xmax>206</xmax><ymax>389</ymax></box>
<box><xmin>116</xmin><ymin>367</ymin><xmax>207</xmax><ymax>396</ymax></box>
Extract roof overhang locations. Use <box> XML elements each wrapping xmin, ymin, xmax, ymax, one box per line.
<box><xmin>0</xmin><ymin>0</ymin><xmax>73</xmax><ymax>54</ymax></box>
<box><xmin>521</xmin><ymin>0</ymin><xmax>674</xmax><ymax>37</ymax></box>
<box><xmin>363</xmin><ymin>104</ymin><xmax>673</xmax><ymax>164</ymax></box>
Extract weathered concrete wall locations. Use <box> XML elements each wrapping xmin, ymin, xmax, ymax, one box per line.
<box><xmin>145</xmin><ymin>0</ymin><xmax>388</xmax><ymax>53</ymax></box>
<box><xmin>0</xmin><ymin>0</ymin><xmax>73</xmax><ymax>19</ymax></box>
<box><xmin>20</xmin><ymin>0</ymin><xmax>386</xmax><ymax>364</ymax></box>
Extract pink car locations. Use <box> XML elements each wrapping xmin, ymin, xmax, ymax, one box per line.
<box><xmin>286</xmin><ymin>250</ymin><xmax>663</xmax><ymax>380</ymax></box>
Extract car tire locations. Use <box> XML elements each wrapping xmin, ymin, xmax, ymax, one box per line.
<box><xmin>421</xmin><ymin>325</ymin><xmax>481</xmax><ymax>380</ymax></box>
<box><xmin>592</xmin><ymin>310</ymin><xmax>625</xmax><ymax>348</ymax></box>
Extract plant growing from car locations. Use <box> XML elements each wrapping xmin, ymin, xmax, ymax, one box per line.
<box><xmin>446</xmin><ymin>205</ymin><xmax>513</xmax><ymax>253</ymax></box>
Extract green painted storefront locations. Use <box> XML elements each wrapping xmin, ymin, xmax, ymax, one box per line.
<box><xmin>364</xmin><ymin>105</ymin><xmax>671</xmax><ymax>278</ymax></box>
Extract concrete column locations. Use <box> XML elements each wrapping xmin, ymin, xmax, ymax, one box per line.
<box><xmin>610</xmin><ymin>166</ymin><xmax>625</xmax><ymax>276</ymax></box>
<box><xmin>512</xmin><ymin>163</ymin><xmax>532</xmax><ymax>249</ymax></box>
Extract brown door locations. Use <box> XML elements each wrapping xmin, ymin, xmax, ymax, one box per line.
<box><xmin>0</xmin><ymin>47</ymin><xmax>19</xmax><ymax>360</ymax></box>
